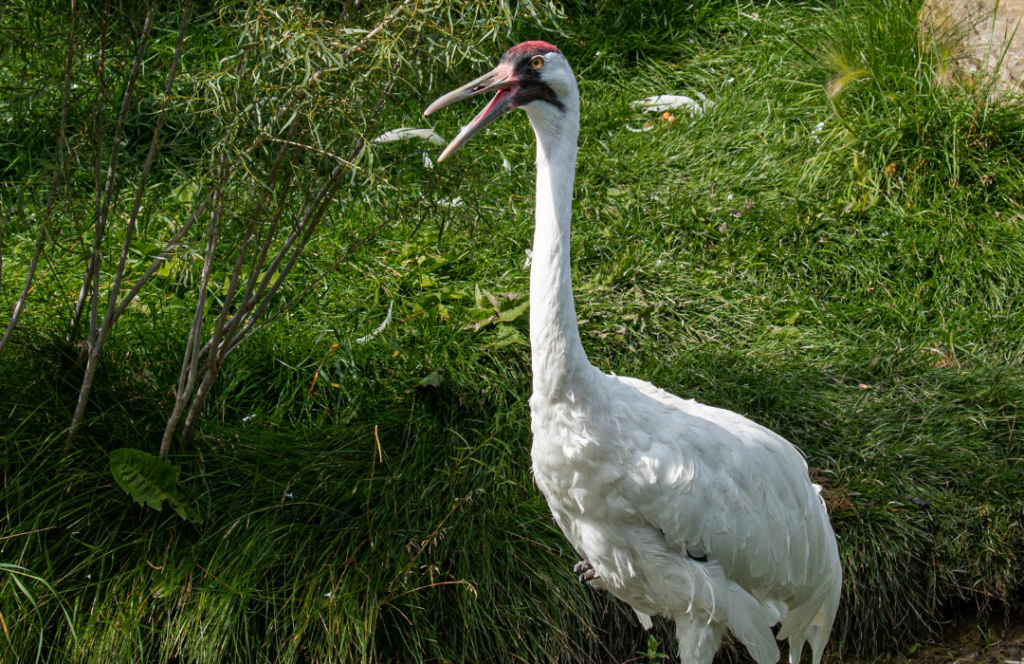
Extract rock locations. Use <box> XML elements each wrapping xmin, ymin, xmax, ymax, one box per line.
<box><xmin>919</xmin><ymin>0</ymin><xmax>1024</xmax><ymax>96</ymax></box>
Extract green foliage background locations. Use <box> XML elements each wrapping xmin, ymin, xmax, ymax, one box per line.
<box><xmin>2</xmin><ymin>0</ymin><xmax>1024</xmax><ymax>662</ymax></box>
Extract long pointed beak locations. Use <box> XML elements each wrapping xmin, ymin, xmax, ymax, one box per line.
<box><xmin>424</xmin><ymin>64</ymin><xmax>517</xmax><ymax>162</ymax></box>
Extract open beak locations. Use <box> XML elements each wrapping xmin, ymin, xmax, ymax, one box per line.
<box><xmin>424</xmin><ymin>64</ymin><xmax>517</xmax><ymax>162</ymax></box>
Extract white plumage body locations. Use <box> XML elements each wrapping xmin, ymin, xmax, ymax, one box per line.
<box><xmin>530</xmin><ymin>368</ymin><xmax>841</xmax><ymax>664</ymax></box>
<box><xmin>425</xmin><ymin>42</ymin><xmax>842</xmax><ymax>664</ymax></box>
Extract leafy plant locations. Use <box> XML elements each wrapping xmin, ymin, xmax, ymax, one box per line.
<box><xmin>109</xmin><ymin>448</ymin><xmax>201</xmax><ymax>523</ymax></box>
<box><xmin>643</xmin><ymin>634</ymin><xmax>670</xmax><ymax>662</ymax></box>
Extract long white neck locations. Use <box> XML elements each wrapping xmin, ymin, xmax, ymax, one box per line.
<box><xmin>524</xmin><ymin>89</ymin><xmax>590</xmax><ymax>399</ymax></box>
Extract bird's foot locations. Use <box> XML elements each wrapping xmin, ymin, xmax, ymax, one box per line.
<box><xmin>573</xmin><ymin>560</ymin><xmax>599</xmax><ymax>584</ymax></box>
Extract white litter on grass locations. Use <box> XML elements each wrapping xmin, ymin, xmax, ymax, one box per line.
<box><xmin>502</xmin><ymin>158</ymin><xmax>511</xmax><ymax>173</ymax></box>
<box><xmin>423</xmin><ymin>152</ymin><xmax>434</xmax><ymax>169</ymax></box>
<box><xmin>524</xmin><ymin>248</ymin><xmax>533</xmax><ymax>268</ymax></box>
<box><xmin>356</xmin><ymin>300</ymin><xmax>394</xmax><ymax>345</ymax></box>
<box><xmin>372</xmin><ymin>127</ymin><xmax>446</xmax><ymax>146</ymax></box>
<box><xmin>630</xmin><ymin>93</ymin><xmax>711</xmax><ymax>116</ymax></box>
<box><xmin>625</xmin><ymin>124</ymin><xmax>653</xmax><ymax>133</ymax></box>
<box><xmin>811</xmin><ymin>120</ymin><xmax>826</xmax><ymax>143</ymax></box>
<box><xmin>437</xmin><ymin>196</ymin><xmax>463</xmax><ymax>208</ymax></box>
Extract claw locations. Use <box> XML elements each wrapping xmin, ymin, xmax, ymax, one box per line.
<box><xmin>574</xmin><ymin>560</ymin><xmax>598</xmax><ymax>583</ymax></box>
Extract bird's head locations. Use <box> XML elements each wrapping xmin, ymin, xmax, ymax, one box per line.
<box><xmin>424</xmin><ymin>41</ymin><xmax>576</xmax><ymax>162</ymax></box>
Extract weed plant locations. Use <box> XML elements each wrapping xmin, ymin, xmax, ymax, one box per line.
<box><xmin>3</xmin><ymin>0</ymin><xmax>1024</xmax><ymax>662</ymax></box>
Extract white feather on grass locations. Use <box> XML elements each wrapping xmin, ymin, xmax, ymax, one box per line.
<box><xmin>372</xmin><ymin>127</ymin><xmax>446</xmax><ymax>146</ymax></box>
<box><xmin>355</xmin><ymin>300</ymin><xmax>394</xmax><ymax>345</ymax></box>
<box><xmin>630</xmin><ymin>93</ymin><xmax>711</xmax><ymax>116</ymax></box>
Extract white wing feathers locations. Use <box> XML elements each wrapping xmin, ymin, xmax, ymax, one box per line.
<box><xmin>607</xmin><ymin>375</ymin><xmax>841</xmax><ymax>664</ymax></box>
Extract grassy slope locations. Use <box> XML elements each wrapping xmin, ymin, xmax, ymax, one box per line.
<box><xmin>3</xmin><ymin>0</ymin><xmax>1024</xmax><ymax>662</ymax></box>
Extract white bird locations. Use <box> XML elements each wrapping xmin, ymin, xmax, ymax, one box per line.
<box><xmin>425</xmin><ymin>42</ymin><xmax>842</xmax><ymax>664</ymax></box>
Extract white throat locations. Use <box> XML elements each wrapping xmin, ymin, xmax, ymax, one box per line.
<box><xmin>523</xmin><ymin>86</ymin><xmax>589</xmax><ymax>399</ymax></box>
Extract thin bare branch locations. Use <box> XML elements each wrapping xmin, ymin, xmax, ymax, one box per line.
<box><xmin>0</xmin><ymin>240</ymin><xmax>43</xmax><ymax>353</ymax></box>
<box><xmin>83</xmin><ymin>0</ymin><xmax>112</xmax><ymax>352</ymax></box>
<box><xmin>102</xmin><ymin>5</ymin><xmax>190</xmax><ymax>340</ymax></box>
<box><xmin>109</xmin><ymin>191</ymin><xmax>212</xmax><ymax>328</ymax></box>
<box><xmin>160</xmin><ymin>202</ymin><xmax>221</xmax><ymax>457</ymax></box>
<box><xmin>177</xmin><ymin>136</ymin><xmax>307</xmax><ymax>446</ymax></box>
<box><xmin>70</xmin><ymin>4</ymin><xmax>156</xmax><ymax>441</ymax></box>
<box><xmin>172</xmin><ymin>134</ymin><xmax>300</xmax><ymax>445</ymax></box>
<box><xmin>195</xmin><ymin>124</ymin><xmax>300</xmax><ymax>366</ymax></box>
<box><xmin>227</xmin><ymin>202</ymin><xmax>397</xmax><ymax>357</ymax></box>
<box><xmin>182</xmin><ymin>172</ymin><xmax>343</xmax><ymax>444</ymax></box>
<box><xmin>204</xmin><ymin>166</ymin><xmax>297</xmax><ymax>364</ymax></box>
<box><xmin>229</xmin><ymin>162</ymin><xmax>347</xmax><ymax>347</ymax></box>
<box><xmin>266</xmin><ymin>138</ymin><xmax>361</xmax><ymax>171</ymax></box>
<box><xmin>160</xmin><ymin>155</ymin><xmax>230</xmax><ymax>456</ymax></box>
<box><xmin>1</xmin><ymin>0</ymin><xmax>78</xmax><ymax>355</ymax></box>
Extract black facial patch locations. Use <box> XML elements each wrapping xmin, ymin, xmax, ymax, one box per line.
<box><xmin>511</xmin><ymin>80</ymin><xmax>565</xmax><ymax>113</ymax></box>
<box><xmin>500</xmin><ymin>41</ymin><xmax>567</xmax><ymax>113</ymax></box>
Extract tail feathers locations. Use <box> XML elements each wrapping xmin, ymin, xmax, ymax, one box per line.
<box><xmin>781</xmin><ymin>574</ymin><xmax>841</xmax><ymax>664</ymax></box>
<box><xmin>776</xmin><ymin>585</ymin><xmax>823</xmax><ymax>642</ymax></box>
<box><xmin>722</xmin><ymin>582</ymin><xmax>780</xmax><ymax>664</ymax></box>
<box><xmin>788</xmin><ymin>638</ymin><xmax>806</xmax><ymax>664</ymax></box>
<box><xmin>807</xmin><ymin>572</ymin><xmax>842</xmax><ymax>664</ymax></box>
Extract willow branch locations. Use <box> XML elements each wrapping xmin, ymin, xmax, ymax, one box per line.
<box><xmin>171</xmin><ymin>130</ymin><xmax>300</xmax><ymax>447</ymax></box>
<box><xmin>228</xmin><ymin>162</ymin><xmax>346</xmax><ymax>348</ymax></box>
<box><xmin>239</xmin><ymin>0</ymin><xmax>413</xmax><ymax>160</ymax></box>
<box><xmin>2</xmin><ymin>1</ymin><xmax>78</xmax><ymax>355</ymax></box>
<box><xmin>160</xmin><ymin>158</ymin><xmax>228</xmax><ymax>457</ymax></box>
<box><xmin>109</xmin><ymin>190</ymin><xmax>212</xmax><ymax>328</ymax></box>
<box><xmin>192</xmin><ymin>125</ymin><xmax>300</xmax><ymax>365</ymax></box>
<box><xmin>70</xmin><ymin>4</ymin><xmax>156</xmax><ymax>441</ymax></box>
<box><xmin>101</xmin><ymin>5</ymin><xmax>189</xmax><ymax>341</ymax></box>
<box><xmin>83</xmin><ymin>0</ymin><xmax>112</xmax><ymax>351</ymax></box>
<box><xmin>160</xmin><ymin>204</ymin><xmax>221</xmax><ymax>457</ymax></box>
<box><xmin>0</xmin><ymin>1</ymin><xmax>79</xmax><ymax>352</ymax></box>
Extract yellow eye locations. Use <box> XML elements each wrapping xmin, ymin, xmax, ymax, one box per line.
<box><xmin>530</xmin><ymin>56</ymin><xmax>544</xmax><ymax>70</ymax></box>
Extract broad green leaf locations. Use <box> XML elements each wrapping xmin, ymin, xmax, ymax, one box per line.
<box><xmin>109</xmin><ymin>449</ymin><xmax>201</xmax><ymax>524</ymax></box>
<box><xmin>497</xmin><ymin>298</ymin><xmax>530</xmax><ymax>323</ymax></box>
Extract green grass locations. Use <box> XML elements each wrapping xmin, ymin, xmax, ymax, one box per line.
<box><xmin>3</xmin><ymin>0</ymin><xmax>1024</xmax><ymax>662</ymax></box>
